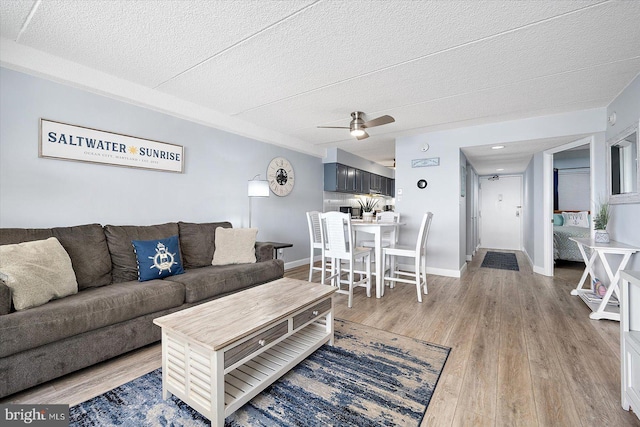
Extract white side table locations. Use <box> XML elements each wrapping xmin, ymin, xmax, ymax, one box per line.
<box><xmin>620</xmin><ymin>270</ymin><xmax>640</xmax><ymax>418</ymax></box>
<box><xmin>569</xmin><ymin>237</ymin><xmax>640</xmax><ymax>321</ymax></box>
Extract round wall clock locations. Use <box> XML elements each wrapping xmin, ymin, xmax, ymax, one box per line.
<box><xmin>267</xmin><ymin>157</ymin><xmax>295</xmax><ymax>196</ymax></box>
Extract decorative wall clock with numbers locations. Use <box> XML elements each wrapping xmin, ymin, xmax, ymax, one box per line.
<box><xmin>267</xmin><ymin>157</ymin><xmax>295</xmax><ymax>196</ymax></box>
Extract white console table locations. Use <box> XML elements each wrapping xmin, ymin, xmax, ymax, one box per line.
<box><xmin>621</xmin><ymin>270</ymin><xmax>640</xmax><ymax>419</ymax></box>
<box><xmin>569</xmin><ymin>237</ymin><xmax>640</xmax><ymax>321</ymax></box>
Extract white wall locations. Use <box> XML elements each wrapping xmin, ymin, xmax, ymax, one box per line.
<box><xmin>606</xmin><ymin>75</ymin><xmax>640</xmax><ymax>270</ymax></box>
<box><xmin>523</xmin><ymin>156</ymin><xmax>536</xmax><ymax>265</ymax></box>
<box><xmin>395</xmin><ymin>108</ymin><xmax>606</xmax><ymax>276</ymax></box>
<box><xmin>0</xmin><ymin>68</ymin><xmax>324</xmax><ymax>267</ymax></box>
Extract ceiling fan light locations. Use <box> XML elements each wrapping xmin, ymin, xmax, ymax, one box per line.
<box><xmin>351</xmin><ymin>128</ymin><xmax>366</xmax><ymax>137</ymax></box>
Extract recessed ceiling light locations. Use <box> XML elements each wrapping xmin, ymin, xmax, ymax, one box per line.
<box><xmin>496</xmin><ymin>168</ymin><xmax>504</xmax><ymax>171</ymax></box>
<box><xmin>491</xmin><ymin>145</ymin><xmax>505</xmax><ymax>150</ymax></box>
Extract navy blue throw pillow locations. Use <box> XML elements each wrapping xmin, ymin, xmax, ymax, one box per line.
<box><xmin>131</xmin><ymin>235</ymin><xmax>184</xmax><ymax>282</ymax></box>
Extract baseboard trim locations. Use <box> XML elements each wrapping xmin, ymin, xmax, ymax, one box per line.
<box><xmin>288</xmin><ymin>257</ymin><xmax>463</xmax><ymax>278</ymax></box>
<box><xmin>533</xmin><ymin>265</ymin><xmax>548</xmax><ymax>276</ymax></box>
<box><xmin>284</xmin><ymin>258</ymin><xmax>311</xmax><ymax>270</ymax></box>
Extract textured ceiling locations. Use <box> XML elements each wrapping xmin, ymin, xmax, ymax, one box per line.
<box><xmin>1</xmin><ymin>0</ymin><xmax>639</xmax><ymax>173</ymax></box>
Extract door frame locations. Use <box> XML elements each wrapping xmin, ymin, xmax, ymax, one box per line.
<box><xmin>542</xmin><ymin>136</ymin><xmax>594</xmax><ymax>276</ymax></box>
<box><xmin>479</xmin><ymin>174</ymin><xmax>523</xmax><ymax>251</ymax></box>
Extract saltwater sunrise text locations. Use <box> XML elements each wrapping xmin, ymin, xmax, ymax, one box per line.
<box><xmin>47</xmin><ymin>132</ymin><xmax>181</xmax><ymax>161</ymax></box>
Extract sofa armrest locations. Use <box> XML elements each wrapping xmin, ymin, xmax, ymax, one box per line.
<box><xmin>0</xmin><ymin>280</ymin><xmax>12</xmax><ymax>315</ymax></box>
<box><xmin>255</xmin><ymin>242</ymin><xmax>275</xmax><ymax>262</ymax></box>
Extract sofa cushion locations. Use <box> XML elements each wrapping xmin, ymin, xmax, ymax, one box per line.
<box><xmin>211</xmin><ymin>228</ymin><xmax>257</xmax><ymax>266</ymax></box>
<box><xmin>104</xmin><ymin>223</ymin><xmax>179</xmax><ymax>283</ymax></box>
<box><xmin>255</xmin><ymin>242</ymin><xmax>275</xmax><ymax>263</ymax></box>
<box><xmin>52</xmin><ymin>224</ymin><xmax>112</xmax><ymax>289</ymax></box>
<box><xmin>0</xmin><ymin>281</ymin><xmax>11</xmax><ymax>315</ymax></box>
<box><xmin>132</xmin><ymin>235</ymin><xmax>184</xmax><ymax>281</ymax></box>
<box><xmin>0</xmin><ymin>228</ymin><xmax>53</xmax><ymax>245</ymax></box>
<box><xmin>0</xmin><ymin>279</ymin><xmax>185</xmax><ymax>358</ymax></box>
<box><xmin>0</xmin><ymin>224</ymin><xmax>111</xmax><ymax>289</ymax></box>
<box><xmin>165</xmin><ymin>260</ymin><xmax>284</xmax><ymax>303</ymax></box>
<box><xmin>0</xmin><ymin>224</ymin><xmax>112</xmax><ymax>290</ymax></box>
<box><xmin>0</xmin><ymin>237</ymin><xmax>78</xmax><ymax>311</ymax></box>
<box><xmin>178</xmin><ymin>221</ymin><xmax>232</xmax><ymax>268</ymax></box>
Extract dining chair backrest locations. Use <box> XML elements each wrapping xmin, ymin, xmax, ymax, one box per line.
<box><xmin>306</xmin><ymin>211</ymin><xmax>323</xmax><ymax>246</ymax></box>
<box><xmin>415</xmin><ymin>212</ymin><xmax>434</xmax><ymax>256</ymax></box>
<box><xmin>376</xmin><ymin>211</ymin><xmax>400</xmax><ymax>223</ymax></box>
<box><xmin>319</xmin><ymin>212</ymin><xmax>353</xmax><ymax>259</ymax></box>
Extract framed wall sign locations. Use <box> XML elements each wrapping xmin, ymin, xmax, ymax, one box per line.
<box><xmin>412</xmin><ymin>157</ymin><xmax>439</xmax><ymax>168</ymax></box>
<box><xmin>39</xmin><ymin>119</ymin><xmax>184</xmax><ymax>173</ymax></box>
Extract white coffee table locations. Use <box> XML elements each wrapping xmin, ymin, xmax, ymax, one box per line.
<box><xmin>153</xmin><ymin>278</ymin><xmax>336</xmax><ymax>426</ymax></box>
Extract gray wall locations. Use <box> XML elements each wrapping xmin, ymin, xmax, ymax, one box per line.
<box><xmin>395</xmin><ymin>108</ymin><xmax>605</xmax><ymax>276</ymax></box>
<box><xmin>553</xmin><ymin>147</ymin><xmax>590</xmax><ymax>169</ymax></box>
<box><xmin>0</xmin><ymin>67</ymin><xmax>324</xmax><ymax>267</ymax></box>
<box><xmin>606</xmin><ymin>75</ymin><xmax>640</xmax><ymax>270</ymax></box>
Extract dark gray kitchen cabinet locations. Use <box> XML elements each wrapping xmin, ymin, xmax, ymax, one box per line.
<box><xmin>325</xmin><ymin>163</ymin><xmax>393</xmax><ymax>196</ymax></box>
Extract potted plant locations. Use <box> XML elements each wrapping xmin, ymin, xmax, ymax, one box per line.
<box><xmin>593</xmin><ymin>200</ymin><xmax>611</xmax><ymax>243</ymax></box>
<box><xmin>358</xmin><ymin>197</ymin><xmax>378</xmax><ymax>222</ymax></box>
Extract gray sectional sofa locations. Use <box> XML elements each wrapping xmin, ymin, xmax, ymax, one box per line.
<box><xmin>0</xmin><ymin>221</ymin><xmax>284</xmax><ymax>398</ymax></box>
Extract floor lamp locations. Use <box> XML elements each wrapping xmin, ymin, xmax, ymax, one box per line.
<box><xmin>248</xmin><ymin>175</ymin><xmax>270</xmax><ymax>228</ymax></box>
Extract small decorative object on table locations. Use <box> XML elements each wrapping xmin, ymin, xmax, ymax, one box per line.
<box><xmin>593</xmin><ymin>277</ymin><xmax>607</xmax><ymax>297</ymax></box>
<box><xmin>594</xmin><ymin>199</ymin><xmax>611</xmax><ymax>243</ymax></box>
<box><xmin>358</xmin><ymin>197</ymin><xmax>378</xmax><ymax>222</ymax></box>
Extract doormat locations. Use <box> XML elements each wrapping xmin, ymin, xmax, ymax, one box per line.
<box><xmin>481</xmin><ymin>251</ymin><xmax>519</xmax><ymax>271</ymax></box>
<box><xmin>69</xmin><ymin>319</ymin><xmax>451</xmax><ymax>427</ymax></box>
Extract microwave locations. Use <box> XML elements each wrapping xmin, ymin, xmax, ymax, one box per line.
<box><xmin>339</xmin><ymin>206</ymin><xmax>361</xmax><ymax>218</ymax></box>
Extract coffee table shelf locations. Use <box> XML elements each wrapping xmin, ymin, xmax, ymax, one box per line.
<box><xmin>224</xmin><ymin>321</ymin><xmax>328</xmax><ymax>413</ymax></box>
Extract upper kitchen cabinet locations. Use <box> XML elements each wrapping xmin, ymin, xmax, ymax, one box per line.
<box><xmin>324</xmin><ymin>163</ymin><xmax>394</xmax><ymax>196</ymax></box>
<box><xmin>356</xmin><ymin>169</ymin><xmax>370</xmax><ymax>194</ymax></box>
<box><xmin>325</xmin><ymin>163</ymin><xmax>355</xmax><ymax>193</ymax></box>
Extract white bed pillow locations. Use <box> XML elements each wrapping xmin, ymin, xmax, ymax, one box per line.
<box><xmin>562</xmin><ymin>211</ymin><xmax>589</xmax><ymax>228</ymax></box>
<box><xmin>0</xmin><ymin>237</ymin><xmax>78</xmax><ymax>310</ymax></box>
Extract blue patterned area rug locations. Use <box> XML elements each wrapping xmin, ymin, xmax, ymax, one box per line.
<box><xmin>481</xmin><ymin>251</ymin><xmax>520</xmax><ymax>271</ymax></box>
<box><xmin>69</xmin><ymin>319</ymin><xmax>450</xmax><ymax>427</ymax></box>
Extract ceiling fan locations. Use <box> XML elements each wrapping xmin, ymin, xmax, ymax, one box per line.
<box><xmin>318</xmin><ymin>111</ymin><xmax>395</xmax><ymax>140</ymax></box>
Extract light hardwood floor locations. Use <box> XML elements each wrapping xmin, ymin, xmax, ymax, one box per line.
<box><xmin>3</xmin><ymin>249</ymin><xmax>639</xmax><ymax>426</ymax></box>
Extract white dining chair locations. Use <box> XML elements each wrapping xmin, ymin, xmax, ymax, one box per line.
<box><xmin>382</xmin><ymin>212</ymin><xmax>433</xmax><ymax>302</ymax></box>
<box><xmin>306</xmin><ymin>211</ymin><xmax>331</xmax><ymax>282</ymax></box>
<box><xmin>319</xmin><ymin>211</ymin><xmax>372</xmax><ymax>308</ymax></box>
<box><xmin>360</xmin><ymin>211</ymin><xmax>401</xmax><ymax>249</ymax></box>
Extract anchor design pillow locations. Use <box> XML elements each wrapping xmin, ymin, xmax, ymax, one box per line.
<box><xmin>132</xmin><ymin>235</ymin><xmax>184</xmax><ymax>282</ymax></box>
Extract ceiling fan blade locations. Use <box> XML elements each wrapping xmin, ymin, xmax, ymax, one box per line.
<box><xmin>363</xmin><ymin>115</ymin><xmax>395</xmax><ymax>128</ymax></box>
<box><xmin>317</xmin><ymin>126</ymin><xmax>350</xmax><ymax>129</ymax></box>
<box><xmin>356</xmin><ymin>131</ymin><xmax>369</xmax><ymax>140</ymax></box>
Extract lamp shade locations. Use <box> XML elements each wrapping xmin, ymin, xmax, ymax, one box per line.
<box><xmin>248</xmin><ymin>179</ymin><xmax>270</xmax><ymax>197</ymax></box>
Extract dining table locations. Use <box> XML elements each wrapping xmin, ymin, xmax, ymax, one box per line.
<box><xmin>351</xmin><ymin>219</ymin><xmax>404</xmax><ymax>299</ymax></box>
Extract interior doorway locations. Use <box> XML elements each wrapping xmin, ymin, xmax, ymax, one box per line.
<box><xmin>542</xmin><ymin>136</ymin><xmax>594</xmax><ymax>277</ymax></box>
<box><xmin>479</xmin><ymin>175</ymin><xmax>523</xmax><ymax>250</ymax></box>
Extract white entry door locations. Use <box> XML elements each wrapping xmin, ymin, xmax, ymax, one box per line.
<box><xmin>480</xmin><ymin>175</ymin><xmax>522</xmax><ymax>250</ymax></box>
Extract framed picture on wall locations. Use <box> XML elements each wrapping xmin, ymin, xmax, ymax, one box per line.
<box><xmin>39</xmin><ymin>119</ymin><xmax>184</xmax><ymax>173</ymax></box>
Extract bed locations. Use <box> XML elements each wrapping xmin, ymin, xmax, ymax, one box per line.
<box><xmin>553</xmin><ymin>211</ymin><xmax>590</xmax><ymax>262</ymax></box>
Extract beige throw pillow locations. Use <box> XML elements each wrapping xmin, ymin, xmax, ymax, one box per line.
<box><xmin>211</xmin><ymin>228</ymin><xmax>257</xmax><ymax>266</ymax></box>
<box><xmin>0</xmin><ymin>237</ymin><xmax>78</xmax><ymax>310</ymax></box>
